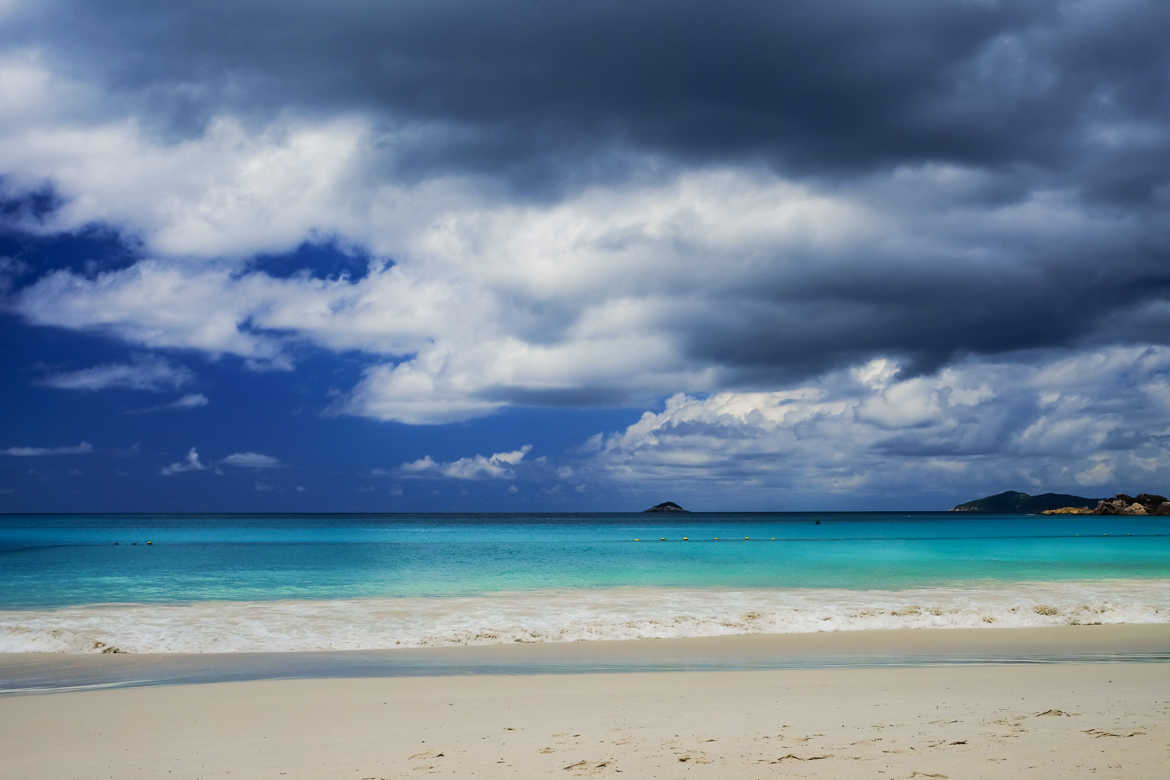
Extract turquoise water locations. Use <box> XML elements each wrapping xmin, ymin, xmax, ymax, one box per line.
<box><xmin>2</xmin><ymin>513</ymin><xmax>1169</xmax><ymax>607</ymax></box>
<box><xmin>2</xmin><ymin>513</ymin><xmax>1169</xmax><ymax>654</ymax></box>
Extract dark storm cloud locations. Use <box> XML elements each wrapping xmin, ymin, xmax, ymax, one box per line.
<box><xmin>671</xmin><ymin>223</ymin><xmax>1170</xmax><ymax>391</ymax></box>
<box><xmin>4</xmin><ymin>0</ymin><xmax>1168</xmax><ymax>202</ymax></box>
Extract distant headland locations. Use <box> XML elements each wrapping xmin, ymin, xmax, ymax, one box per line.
<box><xmin>644</xmin><ymin>501</ymin><xmax>688</xmax><ymax>513</ymax></box>
<box><xmin>951</xmin><ymin>491</ymin><xmax>1098</xmax><ymax>514</ymax></box>
<box><xmin>952</xmin><ymin>490</ymin><xmax>1170</xmax><ymax>515</ymax></box>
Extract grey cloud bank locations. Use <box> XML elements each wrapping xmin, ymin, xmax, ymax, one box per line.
<box><xmin>5</xmin><ymin>1</ymin><xmax>1167</xmax><ymax>201</ymax></box>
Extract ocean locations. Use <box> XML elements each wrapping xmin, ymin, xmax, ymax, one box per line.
<box><xmin>2</xmin><ymin>512</ymin><xmax>1170</xmax><ymax>654</ymax></box>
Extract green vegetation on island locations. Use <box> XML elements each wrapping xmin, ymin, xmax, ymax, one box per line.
<box><xmin>953</xmin><ymin>490</ymin><xmax>1170</xmax><ymax>515</ymax></box>
<box><xmin>951</xmin><ymin>491</ymin><xmax>1099</xmax><ymax>513</ymax></box>
<box><xmin>644</xmin><ymin>501</ymin><xmax>688</xmax><ymax>513</ymax></box>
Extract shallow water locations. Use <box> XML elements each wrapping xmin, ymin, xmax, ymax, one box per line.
<box><xmin>2</xmin><ymin>512</ymin><xmax>1169</xmax><ymax>653</ymax></box>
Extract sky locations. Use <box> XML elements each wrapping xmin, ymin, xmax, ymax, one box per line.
<box><xmin>2</xmin><ymin>0</ymin><xmax>1169</xmax><ymax>512</ymax></box>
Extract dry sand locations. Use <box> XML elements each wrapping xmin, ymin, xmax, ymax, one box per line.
<box><xmin>2</xmin><ymin>657</ymin><xmax>1169</xmax><ymax>778</ymax></box>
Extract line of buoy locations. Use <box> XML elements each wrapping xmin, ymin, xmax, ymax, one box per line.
<box><xmin>631</xmin><ymin>537</ymin><xmax>790</xmax><ymax>542</ymax></box>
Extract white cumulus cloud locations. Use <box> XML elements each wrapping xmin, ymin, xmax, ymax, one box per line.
<box><xmin>169</xmin><ymin>393</ymin><xmax>209</xmax><ymax>409</ymax></box>
<box><xmin>10</xmin><ymin>165</ymin><xmax>886</xmax><ymax>422</ymax></box>
<box><xmin>584</xmin><ymin>347</ymin><xmax>1170</xmax><ymax>504</ymax></box>
<box><xmin>398</xmin><ymin>445</ymin><xmax>533</xmax><ymax>480</ymax></box>
<box><xmin>160</xmin><ymin>447</ymin><xmax>205</xmax><ymax>476</ymax></box>
<box><xmin>125</xmin><ymin>393</ymin><xmax>209</xmax><ymax>415</ymax></box>
<box><xmin>221</xmin><ymin>452</ymin><xmax>281</xmax><ymax>469</ymax></box>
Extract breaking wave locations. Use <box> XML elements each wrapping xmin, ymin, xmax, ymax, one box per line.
<box><xmin>2</xmin><ymin>579</ymin><xmax>1169</xmax><ymax>653</ymax></box>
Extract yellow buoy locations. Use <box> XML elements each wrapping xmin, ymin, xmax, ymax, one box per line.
<box><xmin>683</xmin><ymin>536</ymin><xmax>689</xmax><ymax>541</ymax></box>
<box><xmin>713</xmin><ymin>537</ymin><xmax>719</xmax><ymax>541</ymax></box>
<box><xmin>770</xmin><ymin>537</ymin><xmax>776</xmax><ymax>541</ymax></box>
<box><xmin>634</xmin><ymin>538</ymin><xmax>639</xmax><ymax>542</ymax></box>
<box><xmin>660</xmin><ymin>537</ymin><xmax>666</xmax><ymax>541</ymax></box>
<box><xmin>745</xmin><ymin>536</ymin><xmax>750</xmax><ymax>540</ymax></box>
<box><xmin>146</xmin><ymin>540</ymin><xmax>152</xmax><ymax>545</ymax></box>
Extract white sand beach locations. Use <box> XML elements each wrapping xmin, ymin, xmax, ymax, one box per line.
<box><xmin>2</xmin><ymin>628</ymin><xmax>1169</xmax><ymax>778</ymax></box>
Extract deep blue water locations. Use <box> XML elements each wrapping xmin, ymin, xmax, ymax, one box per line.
<box><xmin>3</xmin><ymin>512</ymin><xmax>1169</xmax><ymax>609</ymax></box>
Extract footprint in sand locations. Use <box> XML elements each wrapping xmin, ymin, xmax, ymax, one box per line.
<box><xmin>1082</xmin><ymin>728</ymin><xmax>1146</xmax><ymax>738</ymax></box>
<box><xmin>407</xmin><ymin>751</ymin><xmax>444</xmax><ymax>760</ymax></box>
<box><xmin>674</xmin><ymin>751</ymin><xmax>712</xmax><ymax>764</ymax></box>
<box><xmin>562</xmin><ymin>759</ymin><xmax>615</xmax><ymax>775</ymax></box>
<box><xmin>759</xmin><ymin>753</ymin><xmax>833</xmax><ymax>763</ymax></box>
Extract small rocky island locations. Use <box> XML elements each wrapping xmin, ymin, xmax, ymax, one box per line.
<box><xmin>952</xmin><ymin>490</ymin><xmax>1170</xmax><ymax>515</ymax></box>
<box><xmin>644</xmin><ymin>501</ymin><xmax>688</xmax><ymax>513</ymax></box>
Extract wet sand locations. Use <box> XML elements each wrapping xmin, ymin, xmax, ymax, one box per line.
<box><xmin>2</xmin><ymin>623</ymin><xmax>1169</xmax><ymax>690</ymax></box>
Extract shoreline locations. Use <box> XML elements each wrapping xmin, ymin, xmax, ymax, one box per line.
<box><xmin>5</xmin><ymin>577</ymin><xmax>1169</xmax><ymax>653</ymax></box>
<box><xmin>3</xmin><ymin>624</ymin><xmax>1169</xmax><ymax>694</ymax></box>
<box><xmin>2</xmin><ymin>661</ymin><xmax>1168</xmax><ymax>778</ymax></box>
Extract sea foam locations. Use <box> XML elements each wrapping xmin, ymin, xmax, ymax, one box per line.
<box><xmin>1</xmin><ymin>579</ymin><xmax>1168</xmax><ymax>654</ymax></box>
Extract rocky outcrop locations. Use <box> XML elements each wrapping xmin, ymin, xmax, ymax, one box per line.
<box><xmin>1040</xmin><ymin>506</ymin><xmax>1094</xmax><ymax>515</ymax></box>
<box><xmin>1093</xmin><ymin>493</ymin><xmax>1168</xmax><ymax>515</ymax></box>
<box><xmin>644</xmin><ymin>501</ymin><xmax>688</xmax><ymax>513</ymax></box>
